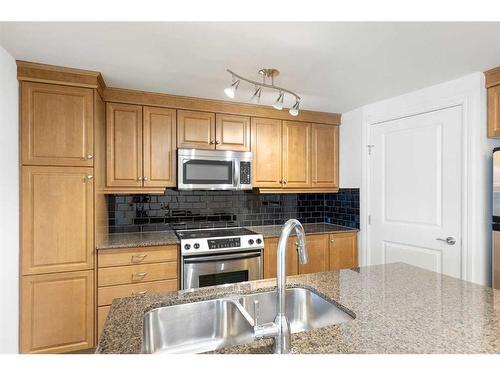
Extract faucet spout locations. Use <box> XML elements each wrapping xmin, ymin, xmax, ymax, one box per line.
<box><xmin>253</xmin><ymin>219</ymin><xmax>308</xmax><ymax>354</ymax></box>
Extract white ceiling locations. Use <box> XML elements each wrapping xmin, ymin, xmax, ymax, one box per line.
<box><xmin>2</xmin><ymin>22</ymin><xmax>500</xmax><ymax>113</ymax></box>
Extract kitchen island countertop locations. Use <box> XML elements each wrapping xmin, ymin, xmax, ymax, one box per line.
<box><xmin>96</xmin><ymin>263</ymin><xmax>500</xmax><ymax>354</ymax></box>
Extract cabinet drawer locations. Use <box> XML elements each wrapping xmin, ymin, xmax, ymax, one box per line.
<box><xmin>98</xmin><ymin>262</ymin><xmax>178</xmax><ymax>287</ymax></box>
<box><xmin>98</xmin><ymin>279</ymin><xmax>178</xmax><ymax>306</ymax></box>
<box><xmin>97</xmin><ymin>305</ymin><xmax>111</xmax><ymax>339</ymax></box>
<box><xmin>98</xmin><ymin>245</ymin><xmax>178</xmax><ymax>268</ymax></box>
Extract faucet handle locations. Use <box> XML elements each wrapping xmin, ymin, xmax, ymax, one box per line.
<box><xmin>253</xmin><ymin>300</ymin><xmax>259</xmax><ymax>327</ymax></box>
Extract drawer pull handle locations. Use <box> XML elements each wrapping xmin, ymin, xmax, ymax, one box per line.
<box><xmin>131</xmin><ymin>254</ymin><xmax>148</xmax><ymax>263</ymax></box>
<box><xmin>132</xmin><ymin>272</ymin><xmax>148</xmax><ymax>281</ymax></box>
<box><xmin>132</xmin><ymin>291</ymin><xmax>147</xmax><ymax>296</ymax></box>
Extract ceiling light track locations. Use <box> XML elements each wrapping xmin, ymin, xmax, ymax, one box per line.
<box><xmin>225</xmin><ymin>68</ymin><xmax>301</xmax><ymax>116</ymax></box>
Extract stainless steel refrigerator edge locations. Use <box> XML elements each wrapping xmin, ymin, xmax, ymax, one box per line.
<box><xmin>492</xmin><ymin>148</ymin><xmax>500</xmax><ymax>289</ymax></box>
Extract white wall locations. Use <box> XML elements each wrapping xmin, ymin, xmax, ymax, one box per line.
<box><xmin>0</xmin><ymin>45</ymin><xmax>19</xmax><ymax>353</ymax></box>
<box><xmin>341</xmin><ymin>72</ymin><xmax>500</xmax><ymax>286</ymax></box>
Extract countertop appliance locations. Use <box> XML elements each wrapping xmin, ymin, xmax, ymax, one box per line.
<box><xmin>178</xmin><ymin>227</ymin><xmax>263</xmax><ymax>290</ymax></box>
<box><xmin>493</xmin><ymin>148</ymin><xmax>500</xmax><ymax>289</ymax></box>
<box><xmin>177</xmin><ymin>149</ymin><xmax>252</xmax><ymax>190</ymax></box>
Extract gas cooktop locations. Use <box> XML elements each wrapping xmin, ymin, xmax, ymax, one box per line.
<box><xmin>176</xmin><ymin>227</ymin><xmax>257</xmax><ymax>240</ymax></box>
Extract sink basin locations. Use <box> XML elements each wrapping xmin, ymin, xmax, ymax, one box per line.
<box><xmin>141</xmin><ymin>287</ymin><xmax>353</xmax><ymax>354</ymax></box>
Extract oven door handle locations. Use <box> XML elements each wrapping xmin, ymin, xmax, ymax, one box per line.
<box><xmin>183</xmin><ymin>251</ymin><xmax>261</xmax><ymax>264</ymax></box>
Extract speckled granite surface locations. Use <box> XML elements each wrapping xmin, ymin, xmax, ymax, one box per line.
<box><xmin>245</xmin><ymin>223</ymin><xmax>358</xmax><ymax>238</ymax></box>
<box><xmin>97</xmin><ymin>230</ymin><xmax>180</xmax><ymax>250</ymax></box>
<box><xmin>96</xmin><ymin>263</ymin><xmax>500</xmax><ymax>354</ymax></box>
<box><xmin>97</xmin><ymin>223</ymin><xmax>358</xmax><ymax>250</ymax></box>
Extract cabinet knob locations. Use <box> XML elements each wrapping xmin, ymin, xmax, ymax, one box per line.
<box><xmin>85</xmin><ymin>175</ymin><xmax>93</xmax><ymax>181</ymax></box>
<box><xmin>210</xmin><ymin>140</ymin><xmax>215</xmax><ymax>144</ymax></box>
<box><xmin>330</xmin><ymin>239</ymin><xmax>335</xmax><ymax>243</ymax></box>
<box><xmin>144</xmin><ymin>177</ymin><xmax>149</xmax><ymax>181</ymax></box>
<box><xmin>137</xmin><ymin>176</ymin><xmax>143</xmax><ymax>181</ymax></box>
<box><xmin>86</xmin><ymin>154</ymin><xmax>93</xmax><ymax>159</ymax></box>
<box><xmin>216</xmin><ymin>140</ymin><xmax>220</xmax><ymax>144</ymax></box>
<box><xmin>283</xmin><ymin>178</ymin><xmax>288</xmax><ymax>184</ymax></box>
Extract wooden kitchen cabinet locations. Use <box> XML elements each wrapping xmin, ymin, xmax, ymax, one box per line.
<box><xmin>21</xmin><ymin>166</ymin><xmax>94</xmax><ymax>275</ymax></box>
<box><xmin>312</xmin><ymin>124</ymin><xmax>339</xmax><ymax>189</ymax></box>
<box><xmin>20</xmin><ymin>270</ymin><xmax>94</xmax><ymax>353</ymax></box>
<box><xmin>215</xmin><ymin>114</ymin><xmax>251</xmax><ymax>151</ymax></box>
<box><xmin>298</xmin><ymin>234</ymin><xmax>329</xmax><ymax>274</ymax></box>
<box><xmin>488</xmin><ymin>85</ymin><xmax>500</xmax><ymax>137</ymax></box>
<box><xmin>177</xmin><ymin>110</ymin><xmax>215</xmax><ymax>149</ymax></box>
<box><xmin>143</xmin><ymin>106</ymin><xmax>177</xmax><ymax>187</ymax></box>
<box><xmin>106</xmin><ymin>103</ymin><xmax>143</xmax><ymax>187</ymax></box>
<box><xmin>251</xmin><ymin>117</ymin><xmax>283</xmax><ymax>188</ymax></box>
<box><xmin>21</xmin><ymin>82</ymin><xmax>94</xmax><ymax>167</ymax></box>
<box><xmin>282</xmin><ymin>121</ymin><xmax>311</xmax><ymax>188</ymax></box>
<box><xmin>329</xmin><ymin>232</ymin><xmax>358</xmax><ymax>270</ymax></box>
<box><xmin>263</xmin><ymin>237</ymin><xmax>298</xmax><ymax>278</ymax></box>
<box><xmin>106</xmin><ymin>104</ymin><xmax>176</xmax><ymax>190</ymax></box>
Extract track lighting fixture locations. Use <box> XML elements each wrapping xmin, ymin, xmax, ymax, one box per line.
<box><xmin>224</xmin><ymin>78</ymin><xmax>240</xmax><ymax>99</ymax></box>
<box><xmin>224</xmin><ymin>68</ymin><xmax>301</xmax><ymax>115</ymax></box>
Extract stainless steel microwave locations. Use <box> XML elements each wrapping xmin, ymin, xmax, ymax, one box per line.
<box><xmin>177</xmin><ymin>149</ymin><xmax>253</xmax><ymax>190</ymax></box>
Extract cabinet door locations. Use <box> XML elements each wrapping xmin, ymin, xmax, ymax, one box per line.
<box><xmin>329</xmin><ymin>232</ymin><xmax>358</xmax><ymax>270</ymax></box>
<box><xmin>299</xmin><ymin>234</ymin><xmax>329</xmax><ymax>274</ymax></box>
<box><xmin>488</xmin><ymin>86</ymin><xmax>500</xmax><ymax>137</ymax></box>
<box><xmin>21</xmin><ymin>166</ymin><xmax>94</xmax><ymax>275</ymax></box>
<box><xmin>312</xmin><ymin>124</ymin><xmax>339</xmax><ymax>189</ymax></box>
<box><xmin>263</xmin><ymin>237</ymin><xmax>298</xmax><ymax>278</ymax></box>
<box><xmin>177</xmin><ymin>110</ymin><xmax>215</xmax><ymax>149</ymax></box>
<box><xmin>282</xmin><ymin>121</ymin><xmax>311</xmax><ymax>188</ymax></box>
<box><xmin>251</xmin><ymin>118</ymin><xmax>283</xmax><ymax>187</ymax></box>
<box><xmin>106</xmin><ymin>103</ymin><xmax>143</xmax><ymax>187</ymax></box>
<box><xmin>143</xmin><ymin>106</ymin><xmax>177</xmax><ymax>187</ymax></box>
<box><xmin>21</xmin><ymin>82</ymin><xmax>94</xmax><ymax>166</ymax></box>
<box><xmin>20</xmin><ymin>270</ymin><xmax>94</xmax><ymax>353</ymax></box>
<box><xmin>215</xmin><ymin>114</ymin><xmax>251</xmax><ymax>151</ymax></box>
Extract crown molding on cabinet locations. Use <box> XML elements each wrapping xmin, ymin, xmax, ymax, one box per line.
<box><xmin>17</xmin><ymin>60</ymin><xmax>106</xmax><ymax>98</ymax></box>
<box><xmin>485</xmin><ymin>66</ymin><xmax>500</xmax><ymax>88</ymax></box>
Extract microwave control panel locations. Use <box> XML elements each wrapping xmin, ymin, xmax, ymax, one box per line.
<box><xmin>240</xmin><ymin>162</ymin><xmax>251</xmax><ymax>184</ymax></box>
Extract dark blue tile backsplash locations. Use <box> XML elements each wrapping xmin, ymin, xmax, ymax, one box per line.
<box><xmin>107</xmin><ymin>188</ymin><xmax>360</xmax><ymax>233</ymax></box>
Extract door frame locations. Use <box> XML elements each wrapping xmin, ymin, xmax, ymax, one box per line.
<box><xmin>360</xmin><ymin>73</ymin><xmax>487</xmax><ymax>283</ymax></box>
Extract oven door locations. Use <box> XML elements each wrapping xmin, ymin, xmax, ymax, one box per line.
<box><xmin>182</xmin><ymin>250</ymin><xmax>262</xmax><ymax>290</ymax></box>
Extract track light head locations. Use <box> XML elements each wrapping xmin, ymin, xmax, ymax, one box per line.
<box><xmin>250</xmin><ymin>86</ymin><xmax>262</xmax><ymax>104</ymax></box>
<box><xmin>224</xmin><ymin>79</ymin><xmax>240</xmax><ymax>99</ymax></box>
<box><xmin>272</xmin><ymin>92</ymin><xmax>284</xmax><ymax>110</ymax></box>
<box><xmin>289</xmin><ymin>100</ymin><xmax>300</xmax><ymax>116</ymax></box>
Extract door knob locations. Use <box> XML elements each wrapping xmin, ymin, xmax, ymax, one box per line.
<box><xmin>436</xmin><ymin>237</ymin><xmax>456</xmax><ymax>245</ymax></box>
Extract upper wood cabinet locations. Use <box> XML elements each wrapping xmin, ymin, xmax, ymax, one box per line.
<box><xmin>21</xmin><ymin>166</ymin><xmax>94</xmax><ymax>275</ymax></box>
<box><xmin>283</xmin><ymin>121</ymin><xmax>311</xmax><ymax>188</ymax></box>
<box><xmin>177</xmin><ymin>110</ymin><xmax>215</xmax><ymax>149</ymax></box>
<box><xmin>106</xmin><ymin>103</ymin><xmax>143</xmax><ymax>187</ymax></box>
<box><xmin>251</xmin><ymin>117</ymin><xmax>283</xmax><ymax>188</ymax></box>
<box><xmin>312</xmin><ymin>124</ymin><xmax>339</xmax><ymax>189</ymax></box>
<box><xmin>488</xmin><ymin>85</ymin><xmax>500</xmax><ymax>138</ymax></box>
<box><xmin>143</xmin><ymin>107</ymin><xmax>177</xmax><ymax>187</ymax></box>
<box><xmin>106</xmin><ymin>103</ymin><xmax>176</xmax><ymax>190</ymax></box>
<box><xmin>21</xmin><ymin>82</ymin><xmax>94</xmax><ymax>167</ymax></box>
<box><xmin>329</xmin><ymin>232</ymin><xmax>358</xmax><ymax>270</ymax></box>
<box><xmin>263</xmin><ymin>237</ymin><xmax>298</xmax><ymax>279</ymax></box>
<box><xmin>215</xmin><ymin>114</ymin><xmax>251</xmax><ymax>151</ymax></box>
<box><xmin>20</xmin><ymin>270</ymin><xmax>94</xmax><ymax>353</ymax></box>
<box><xmin>298</xmin><ymin>234</ymin><xmax>329</xmax><ymax>274</ymax></box>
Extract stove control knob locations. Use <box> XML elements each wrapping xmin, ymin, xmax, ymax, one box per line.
<box><xmin>256</xmin><ymin>238</ymin><xmax>262</xmax><ymax>245</ymax></box>
<box><xmin>194</xmin><ymin>243</ymin><xmax>200</xmax><ymax>249</ymax></box>
<box><xmin>248</xmin><ymin>239</ymin><xmax>254</xmax><ymax>245</ymax></box>
<box><xmin>184</xmin><ymin>244</ymin><xmax>191</xmax><ymax>250</ymax></box>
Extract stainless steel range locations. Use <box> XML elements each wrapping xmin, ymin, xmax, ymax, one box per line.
<box><xmin>177</xmin><ymin>227</ymin><xmax>264</xmax><ymax>290</ymax></box>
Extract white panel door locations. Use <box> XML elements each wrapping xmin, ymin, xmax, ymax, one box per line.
<box><xmin>368</xmin><ymin>106</ymin><xmax>462</xmax><ymax>278</ymax></box>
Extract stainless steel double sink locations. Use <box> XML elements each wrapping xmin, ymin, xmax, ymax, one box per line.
<box><xmin>141</xmin><ymin>287</ymin><xmax>354</xmax><ymax>354</ymax></box>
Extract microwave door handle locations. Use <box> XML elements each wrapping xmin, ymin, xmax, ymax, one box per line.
<box><xmin>233</xmin><ymin>160</ymin><xmax>239</xmax><ymax>187</ymax></box>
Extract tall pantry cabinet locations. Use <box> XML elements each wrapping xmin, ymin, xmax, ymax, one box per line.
<box><xmin>18</xmin><ymin>62</ymin><xmax>106</xmax><ymax>353</ymax></box>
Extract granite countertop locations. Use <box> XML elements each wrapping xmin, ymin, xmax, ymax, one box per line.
<box><xmin>96</xmin><ymin>263</ymin><xmax>500</xmax><ymax>354</ymax></box>
<box><xmin>97</xmin><ymin>223</ymin><xmax>358</xmax><ymax>250</ymax></box>
<box><xmin>246</xmin><ymin>223</ymin><xmax>358</xmax><ymax>238</ymax></box>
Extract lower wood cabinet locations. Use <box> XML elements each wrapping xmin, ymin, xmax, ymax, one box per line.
<box><xmin>20</xmin><ymin>270</ymin><xmax>94</xmax><ymax>354</ymax></box>
<box><xmin>329</xmin><ymin>232</ymin><xmax>358</xmax><ymax>270</ymax></box>
<box><xmin>263</xmin><ymin>232</ymin><xmax>358</xmax><ymax>278</ymax></box>
<box><xmin>96</xmin><ymin>245</ymin><xmax>179</xmax><ymax>339</ymax></box>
